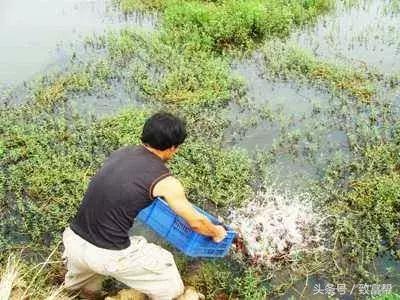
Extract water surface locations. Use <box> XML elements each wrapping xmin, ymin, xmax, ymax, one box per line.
<box><xmin>291</xmin><ymin>0</ymin><xmax>400</xmax><ymax>74</ymax></box>
<box><xmin>0</xmin><ymin>0</ymin><xmax>156</xmax><ymax>86</ymax></box>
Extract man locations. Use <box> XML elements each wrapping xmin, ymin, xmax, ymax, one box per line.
<box><xmin>62</xmin><ymin>112</ymin><xmax>227</xmax><ymax>300</ymax></box>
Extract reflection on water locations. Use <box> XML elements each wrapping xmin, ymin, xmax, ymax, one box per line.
<box><xmin>0</xmin><ymin>0</ymin><xmax>156</xmax><ymax>86</ymax></box>
<box><xmin>291</xmin><ymin>0</ymin><xmax>400</xmax><ymax>74</ymax></box>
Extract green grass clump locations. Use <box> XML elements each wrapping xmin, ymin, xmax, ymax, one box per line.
<box><xmin>116</xmin><ymin>0</ymin><xmax>333</xmax><ymax>52</ymax></box>
<box><xmin>163</xmin><ymin>0</ymin><xmax>286</xmax><ymax>52</ymax></box>
<box><xmin>104</xmin><ymin>0</ymin><xmax>335</xmax><ymax>108</ymax></box>
<box><xmin>373</xmin><ymin>294</ymin><xmax>400</xmax><ymax>300</ymax></box>
<box><xmin>184</xmin><ymin>260</ymin><xmax>269</xmax><ymax>299</ymax></box>
<box><xmin>33</xmin><ymin>60</ymin><xmax>113</xmax><ymax>107</ymax></box>
<box><xmin>171</xmin><ymin>141</ymin><xmax>253</xmax><ymax>206</ymax></box>
<box><xmin>263</xmin><ymin>41</ymin><xmax>377</xmax><ymax>102</ymax></box>
<box><xmin>107</xmin><ymin>29</ymin><xmax>236</xmax><ymax>104</ymax></box>
<box><xmin>114</xmin><ymin>0</ymin><xmax>165</xmax><ymax>12</ymax></box>
<box><xmin>163</xmin><ymin>0</ymin><xmax>333</xmax><ymax>53</ymax></box>
<box><xmin>322</xmin><ymin>138</ymin><xmax>400</xmax><ymax>281</ymax></box>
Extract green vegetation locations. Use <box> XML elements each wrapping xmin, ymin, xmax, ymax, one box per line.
<box><xmin>33</xmin><ymin>60</ymin><xmax>113</xmax><ymax>107</ymax></box>
<box><xmin>263</xmin><ymin>41</ymin><xmax>378</xmax><ymax>102</ymax></box>
<box><xmin>321</xmin><ymin>139</ymin><xmax>400</xmax><ymax>282</ymax></box>
<box><xmin>115</xmin><ymin>0</ymin><xmax>165</xmax><ymax>12</ymax></box>
<box><xmin>373</xmin><ymin>293</ymin><xmax>400</xmax><ymax>300</ymax></box>
<box><xmin>164</xmin><ymin>0</ymin><xmax>332</xmax><ymax>52</ymax></box>
<box><xmin>182</xmin><ymin>260</ymin><xmax>269</xmax><ymax>299</ymax></box>
<box><xmin>107</xmin><ymin>29</ymin><xmax>236</xmax><ymax>104</ymax></box>
<box><xmin>117</xmin><ymin>0</ymin><xmax>333</xmax><ymax>53</ymax></box>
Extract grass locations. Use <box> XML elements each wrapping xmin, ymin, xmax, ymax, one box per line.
<box><xmin>263</xmin><ymin>40</ymin><xmax>378</xmax><ymax>102</ymax></box>
<box><xmin>108</xmin><ymin>0</ymin><xmax>335</xmax><ymax>108</ymax></box>
<box><xmin>117</xmin><ymin>0</ymin><xmax>333</xmax><ymax>53</ymax></box>
<box><xmin>373</xmin><ymin>294</ymin><xmax>400</xmax><ymax>300</ymax></box>
<box><xmin>114</xmin><ymin>0</ymin><xmax>166</xmax><ymax>12</ymax></box>
<box><xmin>163</xmin><ymin>0</ymin><xmax>333</xmax><ymax>53</ymax></box>
<box><xmin>182</xmin><ymin>260</ymin><xmax>269</xmax><ymax>299</ymax></box>
<box><xmin>33</xmin><ymin>60</ymin><xmax>113</xmax><ymax>107</ymax></box>
<box><xmin>107</xmin><ymin>29</ymin><xmax>236</xmax><ymax>105</ymax></box>
<box><xmin>321</xmin><ymin>139</ymin><xmax>400</xmax><ymax>282</ymax></box>
<box><xmin>0</xmin><ymin>254</ymin><xmax>72</xmax><ymax>300</ymax></box>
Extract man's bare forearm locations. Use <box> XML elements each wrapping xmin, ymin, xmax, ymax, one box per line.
<box><xmin>187</xmin><ymin>215</ymin><xmax>220</xmax><ymax>237</ymax></box>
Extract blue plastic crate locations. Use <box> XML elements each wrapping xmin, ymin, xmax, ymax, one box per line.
<box><xmin>137</xmin><ymin>197</ymin><xmax>236</xmax><ymax>258</ymax></box>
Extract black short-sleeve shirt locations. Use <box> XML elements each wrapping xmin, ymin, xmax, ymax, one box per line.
<box><xmin>70</xmin><ymin>145</ymin><xmax>170</xmax><ymax>250</ymax></box>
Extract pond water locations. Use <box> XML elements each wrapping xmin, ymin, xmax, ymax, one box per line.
<box><xmin>0</xmin><ymin>0</ymin><xmax>156</xmax><ymax>86</ymax></box>
<box><xmin>67</xmin><ymin>80</ymin><xmax>145</xmax><ymax>119</ymax></box>
<box><xmin>224</xmin><ymin>2</ymin><xmax>400</xmax><ymax>297</ymax></box>
<box><xmin>226</xmin><ymin>56</ymin><xmax>332</xmax><ymax>150</ymax></box>
<box><xmin>291</xmin><ymin>0</ymin><xmax>400</xmax><ymax>74</ymax></box>
<box><xmin>225</xmin><ymin>56</ymin><xmax>350</xmax><ymax>188</ymax></box>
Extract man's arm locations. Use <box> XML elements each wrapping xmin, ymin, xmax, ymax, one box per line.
<box><xmin>152</xmin><ymin>176</ymin><xmax>227</xmax><ymax>243</ymax></box>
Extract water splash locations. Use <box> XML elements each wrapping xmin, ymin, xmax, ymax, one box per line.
<box><xmin>229</xmin><ymin>188</ymin><xmax>325</xmax><ymax>266</ymax></box>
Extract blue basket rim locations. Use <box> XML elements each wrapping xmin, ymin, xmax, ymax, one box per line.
<box><xmin>153</xmin><ymin>197</ymin><xmax>236</xmax><ymax>235</ymax></box>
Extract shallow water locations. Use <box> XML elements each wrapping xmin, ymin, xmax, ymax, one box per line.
<box><xmin>226</xmin><ymin>57</ymin><xmax>333</xmax><ymax>150</ymax></box>
<box><xmin>67</xmin><ymin>80</ymin><xmax>146</xmax><ymax>119</ymax></box>
<box><xmin>0</xmin><ymin>0</ymin><xmax>156</xmax><ymax>86</ymax></box>
<box><xmin>291</xmin><ymin>0</ymin><xmax>400</xmax><ymax>74</ymax></box>
<box><xmin>274</xmin><ymin>253</ymin><xmax>400</xmax><ymax>300</ymax></box>
<box><xmin>225</xmin><ymin>57</ymin><xmax>350</xmax><ymax>188</ymax></box>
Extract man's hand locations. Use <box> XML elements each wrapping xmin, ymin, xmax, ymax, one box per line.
<box><xmin>212</xmin><ymin>225</ymin><xmax>227</xmax><ymax>243</ymax></box>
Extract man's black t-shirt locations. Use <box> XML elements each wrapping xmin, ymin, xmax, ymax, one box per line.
<box><xmin>70</xmin><ymin>145</ymin><xmax>170</xmax><ymax>250</ymax></box>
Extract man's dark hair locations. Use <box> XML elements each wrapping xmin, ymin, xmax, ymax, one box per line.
<box><xmin>141</xmin><ymin>112</ymin><xmax>187</xmax><ymax>150</ymax></box>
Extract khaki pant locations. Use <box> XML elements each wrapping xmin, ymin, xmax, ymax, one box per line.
<box><xmin>62</xmin><ymin>227</ymin><xmax>184</xmax><ymax>300</ymax></box>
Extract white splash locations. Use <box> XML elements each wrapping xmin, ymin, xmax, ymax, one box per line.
<box><xmin>229</xmin><ymin>188</ymin><xmax>324</xmax><ymax>266</ymax></box>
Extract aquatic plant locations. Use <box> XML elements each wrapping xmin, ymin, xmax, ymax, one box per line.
<box><xmin>33</xmin><ymin>60</ymin><xmax>113</xmax><ymax>107</ymax></box>
<box><xmin>106</xmin><ymin>29</ymin><xmax>237</xmax><ymax>105</ymax></box>
<box><xmin>373</xmin><ymin>293</ymin><xmax>400</xmax><ymax>300</ymax></box>
<box><xmin>183</xmin><ymin>260</ymin><xmax>269</xmax><ymax>299</ymax></box>
<box><xmin>117</xmin><ymin>0</ymin><xmax>334</xmax><ymax>53</ymax></box>
<box><xmin>263</xmin><ymin>40</ymin><xmax>378</xmax><ymax>102</ymax></box>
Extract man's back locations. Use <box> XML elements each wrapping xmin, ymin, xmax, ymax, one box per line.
<box><xmin>70</xmin><ymin>145</ymin><xmax>170</xmax><ymax>250</ymax></box>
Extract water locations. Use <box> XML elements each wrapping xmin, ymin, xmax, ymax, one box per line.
<box><xmin>228</xmin><ymin>189</ymin><xmax>324</xmax><ymax>267</ymax></box>
<box><xmin>0</xmin><ymin>0</ymin><xmax>157</xmax><ymax>86</ymax></box>
<box><xmin>67</xmin><ymin>80</ymin><xmax>146</xmax><ymax>119</ymax></box>
<box><xmin>225</xmin><ymin>56</ymin><xmax>349</xmax><ymax>188</ymax></box>
<box><xmin>291</xmin><ymin>0</ymin><xmax>400</xmax><ymax>74</ymax></box>
<box><xmin>226</xmin><ymin>57</ymin><xmax>333</xmax><ymax>151</ymax></box>
<box><xmin>224</xmin><ymin>2</ymin><xmax>399</xmax><ymax>297</ymax></box>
